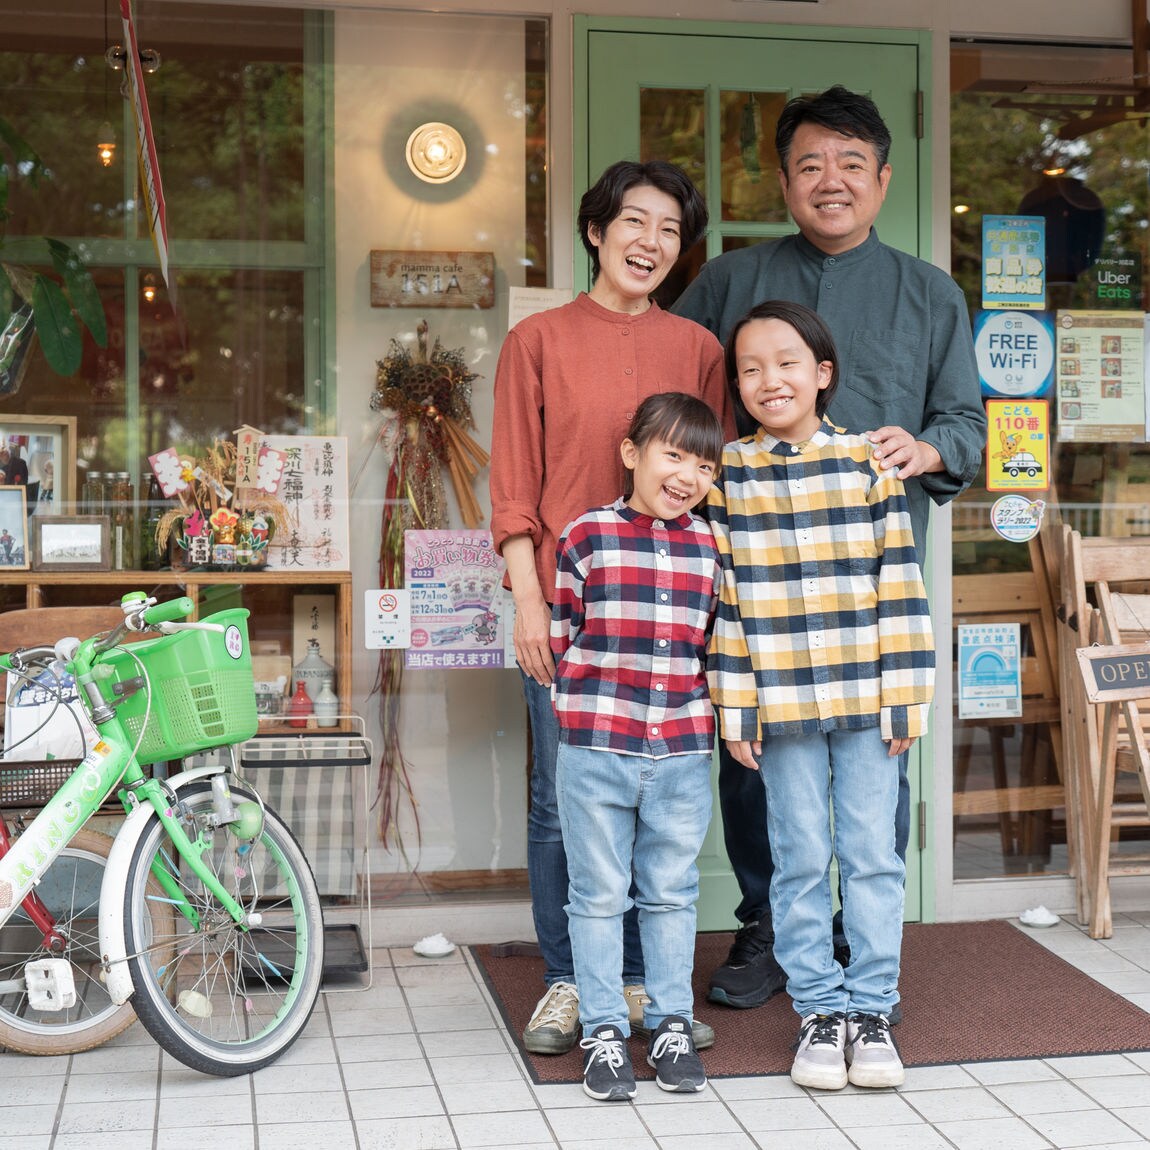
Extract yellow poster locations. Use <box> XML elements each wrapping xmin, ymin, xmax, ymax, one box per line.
<box><xmin>986</xmin><ymin>398</ymin><xmax>1050</xmax><ymax>492</ymax></box>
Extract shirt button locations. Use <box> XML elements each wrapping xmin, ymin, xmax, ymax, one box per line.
<box><xmin>655</xmin><ymin>683</ymin><xmax>665</xmax><ymax>692</ymax></box>
<box><xmin>659</xmin><ymin>548</ymin><xmax>667</xmax><ymax>557</ymax></box>
<box><xmin>624</xmin><ymin>367</ymin><xmax>633</xmax><ymax>375</ymax></box>
<box><xmin>622</xmin><ymin>327</ymin><xmax>631</xmax><ymax>335</ymax></box>
<box><xmin>827</xmin><ymin>257</ymin><xmax>836</xmax><ymax>265</ymax></box>
<box><xmin>650</xmin><ymin>726</ymin><xmax>660</xmax><ymax>736</ymax></box>
<box><xmin>660</xmin><ymin>593</ymin><xmax>669</xmax><ymax>602</ymax></box>
<box><xmin>654</xmin><ymin>519</ymin><xmax>664</xmax><ymax>528</ymax></box>
<box><xmin>659</xmin><ymin>639</ymin><xmax>668</xmax><ymax>647</ymax></box>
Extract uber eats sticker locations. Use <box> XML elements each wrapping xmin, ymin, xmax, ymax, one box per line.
<box><xmin>985</xmin><ymin>398</ymin><xmax>1050</xmax><ymax>493</ymax></box>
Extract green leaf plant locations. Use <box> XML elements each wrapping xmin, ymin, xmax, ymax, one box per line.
<box><xmin>0</xmin><ymin>117</ymin><xmax>108</xmax><ymax>377</ymax></box>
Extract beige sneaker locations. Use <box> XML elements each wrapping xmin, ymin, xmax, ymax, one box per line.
<box><xmin>523</xmin><ymin>981</ymin><xmax>580</xmax><ymax>1054</ymax></box>
<box><xmin>623</xmin><ymin>983</ymin><xmax>715</xmax><ymax>1050</ymax></box>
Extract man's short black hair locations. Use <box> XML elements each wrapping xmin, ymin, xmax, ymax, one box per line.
<box><xmin>578</xmin><ymin>160</ymin><xmax>708</xmax><ymax>280</ymax></box>
<box><xmin>776</xmin><ymin>85</ymin><xmax>892</xmax><ymax>172</ymax></box>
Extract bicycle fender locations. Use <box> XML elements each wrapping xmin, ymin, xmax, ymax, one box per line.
<box><xmin>98</xmin><ymin>765</ymin><xmax>229</xmax><ymax>1005</ymax></box>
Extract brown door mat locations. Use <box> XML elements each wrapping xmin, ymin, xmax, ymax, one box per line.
<box><xmin>472</xmin><ymin>921</ymin><xmax>1150</xmax><ymax>1083</ymax></box>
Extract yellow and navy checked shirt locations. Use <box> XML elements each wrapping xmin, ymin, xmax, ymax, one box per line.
<box><xmin>706</xmin><ymin>422</ymin><xmax>935</xmax><ymax>744</ymax></box>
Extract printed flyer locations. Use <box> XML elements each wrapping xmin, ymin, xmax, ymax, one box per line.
<box><xmin>982</xmin><ymin>215</ymin><xmax>1046</xmax><ymax>311</ymax></box>
<box><xmin>1055</xmin><ymin>310</ymin><xmax>1146</xmax><ymax>443</ymax></box>
<box><xmin>985</xmin><ymin>398</ymin><xmax>1049</xmax><ymax>492</ymax></box>
<box><xmin>958</xmin><ymin>622</ymin><xmax>1022</xmax><ymax>720</ymax></box>
<box><xmin>404</xmin><ymin>529</ymin><xmax>506</xmax><ymax>669</ymax></box>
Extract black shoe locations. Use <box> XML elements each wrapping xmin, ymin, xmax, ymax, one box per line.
<box><xmin>707</xmin><ymin>920</ymin><xmax>787</xmax><ymax>1009</ymax></box>
<box><xmin>833</xmin><ymin>940</ymin><xmax>851</xmax><ymax>969</ymax></box>
<box><xmin>579</xmin><ymin>1025</ymin><xmax>636</xmax><ymax>1101</ymax></box>
<box><xmin>646</xmin><ymin>1015</ymin><xmax>707</xmax><ymax>1093</ymax></box>
<box><xmin>888</xmin><ymin>1001</ymin><xmax>903</xmax><ymax>1026</ymax></box>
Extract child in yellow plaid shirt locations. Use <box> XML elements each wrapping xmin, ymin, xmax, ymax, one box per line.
<box><xmin>706</xmin><ymin>300</ymin><xmax>935</xmax><ymax>1091</ymax></box>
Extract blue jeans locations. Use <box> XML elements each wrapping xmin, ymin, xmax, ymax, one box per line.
<box><xmin>717</xmin><ymin>740</ymin><xmax>910</xmax><ymax>927</ymax></box>
<box><xmin>758</xmin><ymin>727</ymin><xmax>904</xmax><ymax>1018</ymax></box>
<box><xmin>556</xmin><ymin>743</ymin><xmax>712</xmax><ymax>1037</ymax></box>
<box><xmin>521</xmin><ymin>672</ymin><xmax>643</xmax><ymax>988</ymax></box>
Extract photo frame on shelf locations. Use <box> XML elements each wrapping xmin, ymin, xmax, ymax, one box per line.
<box><xmin>0</xmin><ymin>488</ymin><xmax>29</xmax><ymax>569</ymax></box>
<box><xmin>31</xmin><ymin>514</ymin><xmax>110</xmax><ymax>572</ymax></box>
<box><xmin>0</xmin><ymin>414</ymin><xmax>78</xmax><ymax>517</ymax></box>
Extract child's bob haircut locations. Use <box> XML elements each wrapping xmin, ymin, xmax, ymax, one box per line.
<box><xmin>724</xmin><ymin>300</ymin><xmax>842</xmax><ymax>432</ymax></box>
<box><xmin>622</xmin><ymin>392</ymin><xmax>724</xmax><ymax>497</ymax></box>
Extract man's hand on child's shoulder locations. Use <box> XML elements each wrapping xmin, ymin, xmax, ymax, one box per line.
<box><xmin>725</xmin><ymin>739</ymin><xmax>761</xmax><ymax>771</ymax></box>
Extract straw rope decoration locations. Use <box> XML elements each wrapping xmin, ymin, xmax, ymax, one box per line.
<box><xmin>369</xmin><ymin>319</ymin><xmax>486</xmax><ymax>849</ymax></box>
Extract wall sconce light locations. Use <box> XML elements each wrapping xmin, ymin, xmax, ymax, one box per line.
<box><xmin>405</xmin><ymin>122</ymin><xmax>467</xmax><ymax>184</ymax></box>
<box><xmin>142</xmin><ymin>273</ymin><xmax>157</xmax><ymax>305</ymax></box>
<box><xmin>96</xmin><ymin>121</ymin><xmax>116</xmax><ymax>167</ymax></box>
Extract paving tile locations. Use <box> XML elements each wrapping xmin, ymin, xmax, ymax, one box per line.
<box><xmin>544</xmin><ymin>1102</ymin><xmax>651</xmax><ymax>1141</ymax></box>
<box><xmin>634</xmin><ymin>1098</ymin><xmax>742</xmax><ymax>1136</ymax></box>
<box><xmin>1074</xmin><ymin>1073</ymin><xmax>1150</xmax><ymax>1109</ymax></box>
<box><xmin>251</xmin><ymin>1060</ymin><xmax>345</xmax><ymax>1094</ymax></box>
<box><xmin>988</xmin><ymin>1078</ymin><xmax>1099</xmax><ymax>1115</ymax></box>
<box><xmin>933</xmin><ymin>1115</ymin><xmax>1054</xmax><ymax>1150</ymax></box>
<box><xmin>848</xmin><ymin>1125</ymin><xmax>954</xmax><ymax>1149</ymax></box>
<box><xmin>343</xmin><ymin>1055</ymin><xmax>435</xmax><ymax>1090</ymax></box>
<box><xmin>56</xmin><ymin>1097</ymin><xmax>157</xmax><ymax>1135</ymax></box>
<box><xmin>902</xmin><ymin>1086</ymin><xmax>1013</xmax><ymax>1123</ymax></box>
<box><xmin>154</xmin><ymin>1126</ymin><xmax>256</xmax><ymax>1150</ymax></box>
<box><xmin>1028</xmin><ymin>1107</ymin><xmax>1149</xmax><ymax>1148</ymax></box>
<box><xmin>1045</xmin><ymin>1054</ymin><xmax>1149</xmax><ymax>1079</ymax></box>
<box><xmin>747</xmin><ymin>1134</ymin><xmax>854</xmax><ymax>1150</ymax></box>
<box><xmin>429</xmin><ymin>1050</ymin><xmax>523</xmax><ymax>1086</ymax></box>
<box><xmin>54</xmin><ymin>1134</ymin><xmax>158</xmax><ymax>1150</ymax></box>
<box><xmin>354</xmin><ymin>1115</ymin><xmax>458</xmax><ymax>1150</ymax></box>
<box><xmin>452</xmin><ymin>1108</ymin><xmax>554</xmax><ymax>1147</ymax></box>
<box><xmin>4</xmin><ymin>1076</ymin><xmax>67</xmax><ymax>1107</ymax></box>
<box><xmin>158</xmin><ymin>1090</ymin><xmax>255</xmax><ymax>1127</ymax></box>
<box><xmin>439</xmin><ymin>1077</ymin><xmax>538</xmax><ymax>1115</ymax></box>
<box><xmin>255</xmin><ymin>1121</ymin><xmax>360</xmax><ymax>1150</ymax></box>
<box><xmin>814</xmin><ymin>1089</ymin><xmax>923</xmax><ymax>1126</ymax></box>
<box><xmin>347</xmin><ymin>1084</ymin><xmax>445</xmax><ymax>1121</ymax></box>
<box><xmin>964</xmin><ymin>1059</ymin><xmax>1061</xmax><ymax>1086</ymax></box>
<box><xmin>727</xmin><ymin>1094</ymin><xmax>837</xmax><ymax>1132</ymax></box>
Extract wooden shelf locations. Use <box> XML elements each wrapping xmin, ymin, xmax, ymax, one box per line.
<box><xmin>0</xmin><ymin>568</ymin><xmax>353</xmax><ymax>719</ymax></box>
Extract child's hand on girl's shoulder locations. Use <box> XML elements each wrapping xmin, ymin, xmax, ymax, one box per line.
<box><xmin>725</xmin><ymin>739</ymin><xmax>761</xmax><ymax>771</ymax></box>
<box><xmin>886</xmin><ymin>736</ymin><xmax>915</xmax><ymax>757</ymax></box>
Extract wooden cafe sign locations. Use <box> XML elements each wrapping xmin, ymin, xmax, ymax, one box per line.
<box><xmin>370</xmin><ymin>250</ymin><xmax>494</xmax><ymax>309</ymax></box>
<box><xmin>1076</xmin><ymin>642</ymin><xmax>1150</xmax><ymax>703</ymax></box>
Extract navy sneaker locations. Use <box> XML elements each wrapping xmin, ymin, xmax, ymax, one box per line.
<box><xmin>646</xmin><ymin>1015</ymin><xmax>707</xmax><ymax>1093</ymax></box>
<box><xmin>579</xmin><ymin>1025</ymin><xmax>636</xmax><ymax>1101</ymax></box>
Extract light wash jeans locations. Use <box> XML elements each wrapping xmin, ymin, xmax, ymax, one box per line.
<box><xmin>520</xmin><ymin>672</ymin><xmax>643</xmax><ymax>988</ymax></box>
<box><xmin>758</xmin><ymin>726</ymin><xmax>904</xmax><ymax>1018</ymax></box>
<box><xmin>555</xmin><ymin>742</ymin><xmax>712</xmax><ymax>1038</ymax></box>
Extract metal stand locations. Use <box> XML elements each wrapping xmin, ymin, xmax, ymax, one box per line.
<box><xmin>237</xmin><ymin>714</ymin><xmax>374</xmax><ymax>991</ymax></box>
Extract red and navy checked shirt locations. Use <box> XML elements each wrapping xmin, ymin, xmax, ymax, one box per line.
<box><xmin>551</xmin><ymin>498</ymin><xmax>721</xmax><ymax>758</ymax></box>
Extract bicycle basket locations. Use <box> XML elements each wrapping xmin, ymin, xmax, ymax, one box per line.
<box><xmin>100</xmin><ymin>607</ymin><xmax>259</xmax><ymax>764</ymax></box>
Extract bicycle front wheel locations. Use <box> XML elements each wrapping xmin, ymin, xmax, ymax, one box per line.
<box><xmin>0</xmin><ymin>828</ymin><xmax>172</xmax><ymax>1055</ymax></box>
<box><xmin>121</xmin><ymin>779</ymin><xmax>325</xmax><ymax>1076</ymax></box>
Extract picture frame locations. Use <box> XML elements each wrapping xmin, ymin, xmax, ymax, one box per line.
<box><xmin>31</xmin><ymin>514</ymin><xmax>110</xmax><ymax>572</ymax></box>
<box><xmin>0</xmin><ymin>414</ymin><xmax>78</xmax><ymax>517</ymax></box>
<box><xmin>0</xmin><ymin>488</ymin><xmax>29</xmax><ymax>569</ymax></box>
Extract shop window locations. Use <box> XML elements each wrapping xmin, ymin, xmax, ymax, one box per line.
<box><xmin>950</xmin><ymin>40</ymin><xmax>1150</xmax><ymax>881</ymax></box>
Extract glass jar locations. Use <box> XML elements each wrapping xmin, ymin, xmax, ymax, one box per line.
<box><xmin>109</xmin><ymin>472</ymin><xmax>135</xmax><ymax>570</ymax></box>
<box><xmin>82</xmin><ymin>471</ymin><xmax>104</xmax><ymax>516</ymax></box>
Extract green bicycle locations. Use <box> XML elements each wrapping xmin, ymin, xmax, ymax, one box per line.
<box><xmin>0</xmin><ymin>592</ymin><xmax>325</xmax><ymax>1075</ymax></box>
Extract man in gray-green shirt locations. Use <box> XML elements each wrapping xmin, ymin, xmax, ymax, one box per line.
<box><xmin>673</xmin><ymin>84</ymin><xmax>985</xmax><ymax>1016</ymax></box>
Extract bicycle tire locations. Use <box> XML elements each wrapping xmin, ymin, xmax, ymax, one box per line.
<box><xmin>121</xmin><ymin>779</ymin><xmax>325</xmax><ymax>1076</ymax></box>
<box><xmin>0</xmin><ymin>828</ymin><xmax>173</xmax><ymax>1055</ymax></box>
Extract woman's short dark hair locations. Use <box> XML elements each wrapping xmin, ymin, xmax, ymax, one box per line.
<box><xmin>625</xmin><ymin>392</ymin><xmax>724</xmax><ymax>484</ymax></box>
<box><xmin>578</xmin><ymin>160</ymin><xmax>708</xmax><ymax>280</ymax></box>
<box><xmin>775</xmin><ymin>85</ymin><xmax>892</xmax><ymax>172</ymax></box>
<box><xmin>724</xmin><ymin>300</ymin><xmax>841</xmax><ymax>429</ymax></box>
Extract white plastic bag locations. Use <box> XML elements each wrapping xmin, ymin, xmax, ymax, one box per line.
<box><xmin>3</xmin><ymin>670</ymin><xmax>97</xmax><ymax>761</ymax></box>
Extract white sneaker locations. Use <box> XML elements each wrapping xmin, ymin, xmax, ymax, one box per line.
<box><xmin>523</xmin><ymin>981</ymin><xmax>580</xmax><ymax>1054</ymax></box>
<box><xmin>846</xmin><ymin>1012</ymin><xmax>904</xmax><ymax>1088</ymax></box>
<box><xmin>790</xmin><ymin>1012</ymin><xmax>848</xmax><ymax>1090</ymax></box>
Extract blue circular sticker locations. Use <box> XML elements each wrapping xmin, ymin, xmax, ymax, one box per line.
<box><xmin>974</xmin><ymin>310</ymin><xmax>1054</xmax><ymax>398</ymax></box>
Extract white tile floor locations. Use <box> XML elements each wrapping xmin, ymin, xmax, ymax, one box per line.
<box><xmin>8</xmin><ymin>911</ymin><xmax>1150</xmax><ymax>1150</ymax></box>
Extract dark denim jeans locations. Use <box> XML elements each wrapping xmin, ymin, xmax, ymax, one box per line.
<box><xmin>521</xmin><ymin>671</ymin><xmax>643</xmax><ymax>987</ymax></box>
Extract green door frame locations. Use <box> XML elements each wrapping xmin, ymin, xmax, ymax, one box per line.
<box><xmin>573</xmin><ymin>15</ymin><xmax>937</xmax><ymax>930</ymax></box>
